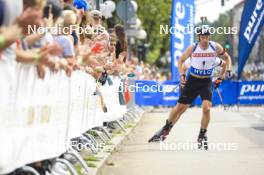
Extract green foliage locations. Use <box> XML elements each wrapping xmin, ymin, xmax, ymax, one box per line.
<box><xmin>111</xmin><ymin>1</ymin><xmax>233</xmax><ymax>66</ymax></box>
<box><xmin>147</xmin><ymin>49</ymin><xmax>160</xmax><ymax>64</ymax></box>
<box><xmin>84</xmin><ymin>155</ymin><xmax>101</xmax><ymax>162</ymax></box>
<box><xmin>207</xmin><ymin>11</ymin><xmax>233</xmax><ymax>45</ymax></box>
<box><xmin>87</xmin><ymin>162</ymin><xmax>97</xmax><ymax>168</ymax></box>
<box><xmin>136</xmin><ymin>0</ymin><xmax>172</xmax><ymax>63</ymax></box>
<box><xmin>75</xmin><ymin>164</ymin><xmax>82</xmax><ymax>174</ymax></box>
<box><xmin>194</xmin><ymin>10</ymin><xmax>233</xmax><ymax>48</ymax></box>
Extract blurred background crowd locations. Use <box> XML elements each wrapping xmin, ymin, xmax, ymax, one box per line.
<box><xmin>0</xmin><ymin>0</ymin><xmax>159</xmax><ymax>82</ymax></box>
<box><xmin>0</xmin><ymin>0</ymin><xmax>263</xmax><ymax>83</ymax></box>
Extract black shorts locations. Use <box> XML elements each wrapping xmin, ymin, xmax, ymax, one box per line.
<box><xmin>178</xmin><ymin>74</ymin><xmax>212</xmax><ymax>104</ymax></box>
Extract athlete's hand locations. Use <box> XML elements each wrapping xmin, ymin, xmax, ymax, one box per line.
<box><xmin>214</xmin><ymin>77</ymin><xmax>222</xmax><ymax>89</ymax></box>
<box><xmin>226</xmin><ymin>70</ymin><xmax>232</xmax><ymax>79</ymax></box>
<box><xmin>180</xmin><ymin>74</ymin><xmax>186</xmax><ymax>85</ymax></box>
<box><xmin>180</xmin><ymin>74</ymin><xmax>186</xmax><ymax>93</ymax></box>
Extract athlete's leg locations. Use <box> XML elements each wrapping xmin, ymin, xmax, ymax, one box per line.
<box><xmin>198</xmin><ymin>79</ymin><xmax>213</xmax><ymax>150</ymax></box>
<box><xmin>168</xmin><ymin>103</ymin><xmax>189</xmax><ymax>124</ymax></box>
<box><xmin>169</xmin><ymin>75</ymin><xmax>199</xmax><ymax>124</ymax></box>
<box><xmin>148</xmin><ymin>85</ymin><xmax>195</xmax><ymax>142</ymax></box>
<box><xmin>148</xmin><ymin>75</ymin><xmax>199</xmax><ymax>143</ymax></box>
<box><xmin>201</xmin><ymin>100</ymin><xmax>212</xmax><ymax>129</ymax></box>
<box><xmin>148</xmin><ymin>103</ymin><xmax>189</xmax><ymax>142</ymax></box>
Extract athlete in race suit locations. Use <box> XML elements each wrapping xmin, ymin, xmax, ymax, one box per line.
<box><xmin>148</xmin><ymin>26</ymin><xmax>232</xmax><ymax>149</ymax></box>
<box><xmin>181</xmin><ymin>56</ymin><xmax>225</xmax><ymax>93</ymax></box>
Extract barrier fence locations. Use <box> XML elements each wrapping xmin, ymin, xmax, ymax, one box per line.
<box><xmin>0</xmin><ymin>60</ymin><xmax>140</xmax><ymax>174</ymax></box>
<box><xmin>1</xmin><ymin>61</ymin><xmax>263</xmax><ymax>173</ymax></box>
<box><xmin>135</xmin><ymin>80</ymin><xmax>264</xmax><ymax>106</ymax></box>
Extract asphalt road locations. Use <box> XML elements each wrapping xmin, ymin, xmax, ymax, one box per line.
<box><xmin>98</xmin><ymin>106</ymin><xmax>264</xmax><ymax>175</ymax></box>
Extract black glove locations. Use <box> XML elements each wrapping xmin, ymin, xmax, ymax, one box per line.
<box><xmin>226</xmin><ymin>70</ymin><xmax>232</xmax><ymax>79</ymax></box>
<box><xmin>180</xmin><ymin>74</ymin><xmax>186</xmax><ymax>85</ymax></box>
<box><xmin>214</xmin><ymin>77</ymin><xmax>223</xmax><ymax>89</ymax></box>
<box><xmin>180</xmin><ymin>74</ymin><xmax>186</xmax><ymax>93</ymax></box>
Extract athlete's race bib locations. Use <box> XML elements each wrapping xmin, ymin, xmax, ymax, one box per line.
<box><xmin>190</xmin><ymin>66</ymin><xmax>213</xmax><ymax>77</ymax></box>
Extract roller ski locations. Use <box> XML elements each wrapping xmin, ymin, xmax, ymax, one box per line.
<box><xmin>148</xmin><ymin>120</ymin><xmax>173</xmax><ymax>142</ymax></box>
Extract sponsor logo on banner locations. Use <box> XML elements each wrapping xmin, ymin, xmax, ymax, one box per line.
<box><xmin>240</xmin><ymin>84</ymin><xmax>264</xmax><ymax>95</ymax></box>
<box><xmin>239</xmin><ymin>82</ymin><xmax>264</xmax><ymax>102</ymax></box>
<box><xmin>243</xmin><ymin>0</ymin><xmax>264</xmax><ymax>43</ymax></box>
<box><xmin>170</xmin><ymin>0</ymin><xmax>194</xmax><ymax>81</ymax></box>
<box><xmin>238</xmin><ymin>0</ymin><xmax>264</xmax><ymax>78</ymax></box>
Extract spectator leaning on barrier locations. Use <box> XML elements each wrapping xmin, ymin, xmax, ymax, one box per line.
<box><xmin>0</xmin><ymin>0</ymin><xmax>58</xmax><ymax>68</ymax></box>
<box><xmin>53</xmin><ymin>10</ymin><xmax>76</xmax><ymax>63</ymax></box>
<box><xmin>0</xmin><ymin>0</ymin><xmax>142</xmax><ymax>94</ymax></box>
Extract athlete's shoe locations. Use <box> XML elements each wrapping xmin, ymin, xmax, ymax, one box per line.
<box><xmin>197</xmin><ymin>135</ymin><xmax>208</xmax><ymax>150</ymax></box>
<box><xmin>197</xmin><ymin>128</ymin><xmax>208</xmax><ymax>150</ymax></box>
<box><xmin>148</xmin><ymin>120</ymin><xmax>173</xmax><ymax>142</ymax></box>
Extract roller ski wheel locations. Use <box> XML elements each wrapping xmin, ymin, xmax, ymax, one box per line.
<box><xmin>148</xmin><ymin>129</ymin><xmax>168</xmax><ymax>142</ymax></box>
<box><xmin>197</xmin><ymin>136</ymin><xmax>208</xmax><ymax>150</ymax></box>
<box><xmin>148</xmin><ymin>120</ymin><xmax>173</xmax><ymax>143</ymax></box>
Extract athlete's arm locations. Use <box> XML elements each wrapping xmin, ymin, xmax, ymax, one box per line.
<box><xmin>215</xmin><ymin>43</ymin><xmax>232</xmax><ymax>71</ymax></box>
<box><xmin>182</xmin><ymin>57</ymin><xmax>191</xmax><ymax>74</ymax></box>
<box><xmin>219</xmin><ymin>59</ymin><xmax>227</xmax><ymax>79</ymax></box>
<box><xmin>178</xmin><ymin>45</ymin><xmax>194</xmax><ymax>75</ymax></box>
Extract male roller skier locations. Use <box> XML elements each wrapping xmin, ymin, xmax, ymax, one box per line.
<box><xmin>148</xmin><ymin>24</ymin><xmax>232</xmax><ymax>150</ymax></box>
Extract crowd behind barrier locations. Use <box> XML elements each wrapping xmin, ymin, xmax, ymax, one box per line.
<box><xmin>135</xmin><ymin>80</ymin><xmax>264</xmax><ymax>106</ymax></box>
<box><xmin>0</xmin><ymin>0</ymin><xmax>149</xmax><ymax>173</ymax></box>
<box><xmin>1</xmin><ymin>0</ymin><xmax>263</xmax><ymax>174</ymax></box>
<box><xmin>0</xmin><ymin>61</ymin><xmax>139</xmax><ymax>174</ymax></box>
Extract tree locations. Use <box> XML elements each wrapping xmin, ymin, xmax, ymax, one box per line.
<box><xmin>210</xmin><ymin>11</ymin><xmax>233</xmax><ymax>46</ymax></box>
<box><xmin>109</xmin><ymin>0</ymin><xmax>172</xmax><ymax>65</ymax></box>
<box><xmin>136</xmin><ymin>0</ymin><xmax>172</xmax><ymax>64</ymax></box>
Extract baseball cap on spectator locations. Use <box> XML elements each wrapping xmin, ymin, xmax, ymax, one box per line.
<box><xmin>73</xmin><ymin>0</ymin><xmax>89</xmax><ymax>11</ymax></box>
<box><xmin>91</xmin><ymin>10</ymin><xmax>102</xmax><ymax>19</ymax></box>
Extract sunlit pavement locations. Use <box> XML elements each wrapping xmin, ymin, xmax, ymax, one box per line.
<box><xmin>98</xmin><ymin>106</ymin><xmax>264</xmax><ymax>175</ymax></box>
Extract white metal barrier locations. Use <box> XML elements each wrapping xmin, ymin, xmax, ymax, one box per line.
<box><xmin>0</xmin><ymin>61</ymin><xmax>130</xmax><ymax>174</ymax></box>
<box><xmin>100</xmin><ymin>76</ymin><xmax>126</xmax><ymax>122</ymax></box>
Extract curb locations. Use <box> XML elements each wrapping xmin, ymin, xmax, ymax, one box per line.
<box><xmin>87</xmin><ymin>110</ymin><xmax>145</xmax><ymax>175</ymax></box>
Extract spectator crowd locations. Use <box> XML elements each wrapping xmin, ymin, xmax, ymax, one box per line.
<box><xmin>0</xmin><ymin>0</ymin><xmax>136</xmax><ymax>84</ymax></box>
<box><xmin>1</xmin><ymin>0</ymin><xmax>262</xmax><ymax>89</ymax></box>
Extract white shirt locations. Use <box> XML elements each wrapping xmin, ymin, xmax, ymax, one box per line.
<box><xmin>188</xmin><ymin>41</ymin><xmax>223</xmax><ymax>78</ymax></box>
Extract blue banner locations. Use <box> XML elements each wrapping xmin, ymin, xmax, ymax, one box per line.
<box><xmin>135</xmin><ymin>81</ymin><xmax>162</xmax><ymax>106</ymax></box>
<box><xmin>238</xmin><ymin>81</ymin><xmax>264</xmax><ymax>104</ymax></box>
<box><xmin>135</xmin><ymin>80</ymin><xmax>264</xmax><ymax>106</ymax></box>
<box><xmin>238</xmin><ymin>0</ymin><xmax>264</xmax><ymax>78</ymax></box>
<box><xmin>170</xmin><ymin>0</ymin><xmax>194</xmax><ymax>81</ymax></box>
<box><xmin>160</xmin><ymin>81</ymin><xmax>180</xmax><ymax>106</ymax></box>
